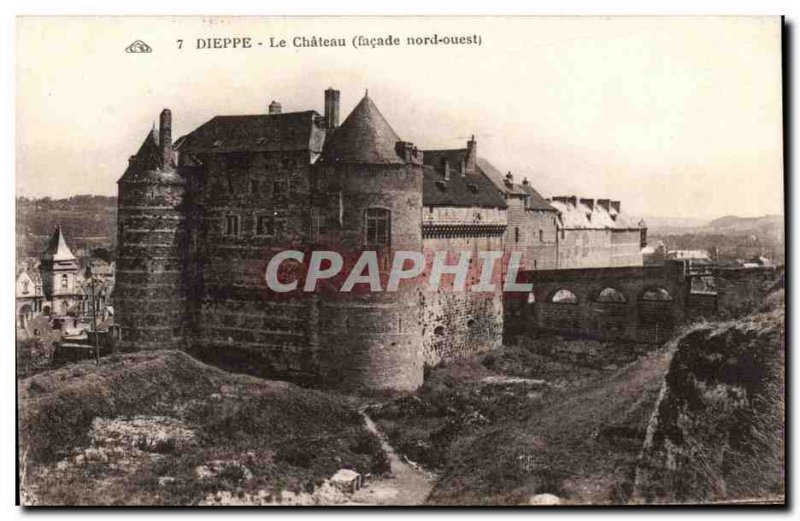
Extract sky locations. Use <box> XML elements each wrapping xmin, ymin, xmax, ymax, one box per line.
<box><xmin>15</xmin><ymin>16</ymin><xmax>783</xmax><ymax>220</ymax></box>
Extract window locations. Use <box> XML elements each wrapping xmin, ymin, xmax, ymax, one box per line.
<box><xmin>539</xmin><ymin>229</ymin><xmax>544</xmax><ymax>242</ymax></box>
<box><xmin>60</xmin><ymin>274</ymin><xmax>68</xmax><ymax>290</ymax></box>
<box><xmin>251</xmin><ymin>179</ymin><xmax>259</xmax><ymax>194</ymax></box>
<box><xmin>22</xmin><ymin>281</ymin><xmax>29</xmax><ymax>294</ymax></box>
<box><xmin>364</xmin><ymin>208</ymin><xmax>390</xmax><ymax>246</ymax></box>
<box><xmin>255</xmin><ymin>215</ymin><xmax>273</xmax><ymax>236</ymax></box>
<box><xmin>224</xmin><ymin>214</ymin><xmax>240</xmax><ymax>236</ymax></box>
<box><xmin>311</xmin><ymin>209</ymin><xmax>325</xmax><ymax>242</ymax></box>
<box><xmin>514</xmin><ymin>227</ymin><xmax>520</xmax><ymax>243</ymax></box>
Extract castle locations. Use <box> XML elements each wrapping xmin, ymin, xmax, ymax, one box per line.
<box><xmin>115</xmin><ymin>88</ymin><xmax>646</xmax><ymax>390</ymax></box>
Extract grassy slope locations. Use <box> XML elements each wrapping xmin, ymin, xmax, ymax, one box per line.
<box><xmin>371</xmin><ymin>341</ymin><xmax>673</xmax><ymax>505</ymax></box>
<box><xmin>634</xmin><ymin>290</ymin><xmax>785</xmax><ymax>503</ymax></box>
<box><xmin>19</xmin><ymin>350</ymin><xmax>387</xmax><ymax>505</ymax></box>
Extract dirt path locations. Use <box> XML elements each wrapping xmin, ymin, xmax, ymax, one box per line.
<box><xmin>348</xmin><ymin>411</ymin><xmax>436</xmax><ymax>505</ymax></box>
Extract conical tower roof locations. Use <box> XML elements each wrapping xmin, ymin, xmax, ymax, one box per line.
<box><xmin>321</xmin><ymin>94</ymin><xmax>406</xmax><ymax>165</ymax></box>
<box><xmin>42</xmin><ymin>225</ymin><xmax>76</xmax><ymax>262</ymax></box>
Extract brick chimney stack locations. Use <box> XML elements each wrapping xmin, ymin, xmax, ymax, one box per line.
<box><xmin>269</xmin><ymin>100</ymin><xmax>282</xmax><ymax>114</ymax></box>
<box><xmin>465</xmin><ymin>135</ymin><xmax>477</xmax><ymax>174</ymax></box>
<box><xmin>159</xmin><ymin>108</ymin><xmax>172</xmax><ymax>168</ymax></box>
<box><xmin>324</xmin><ymin>88</ymin><xmax>340</xmax><ymax>131</ymax></box>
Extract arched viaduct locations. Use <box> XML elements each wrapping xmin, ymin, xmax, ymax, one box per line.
<box><xmin>505</xmin><ymin>261</ymin><xmax>690</xmax><ymax>344</ymax></box>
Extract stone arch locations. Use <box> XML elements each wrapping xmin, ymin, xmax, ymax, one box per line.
<box><xmin>549</xmin><ymin>288</ymin><xmax>579</xmax><ymax>304</ymax></box>
<box><xmin>639</xmin><ymin>286</ymin><xmax>673</xmax><ymax>302</ymax></box>
<box><xmin>595</xmin><ymin>287</ymin><xmax>627</xmax><ymax>303</ymax></box>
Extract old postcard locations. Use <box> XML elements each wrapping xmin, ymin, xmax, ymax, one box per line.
<box><xmin>15</xmin><ymin>15</ymin><xmax>785</xmax><ymax>506</ymax></box>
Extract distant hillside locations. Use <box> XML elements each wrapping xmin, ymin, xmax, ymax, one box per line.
<box><xmin>704</xmin><ymin>214</ymin><xmax>784</xmax><ymax>235</ymax></box>
<box><xmin>16</xmin><ymin>195</ymin><xmax>117</xmax><ymax>260</ymax></box>
<box><xmin>648</xmin><ymin>214</ymin><xmax>784</xmax><ymax>265</ymax></box>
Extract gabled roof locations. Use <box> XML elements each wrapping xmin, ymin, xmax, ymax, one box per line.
<box><xmin>42</xmin><ymin>226</ymin><xmax>76</xmax><ymax>262</ymax></box>
<box><xmin>476</xmin><ymin>158</ymin><xmax>527</xmax><ymax>196</ymax></box>
<box><xmin>178</xmin><ymin>111</ymin><xmax>325</xmax><ymax>154</ymax></box>
<box><xmin>320</xmin><ymin>95</ymin><xmax>405</xmax><ymax>165</ymax></box>
<box><xmin>422</xmin><ymin>165</ymin><xmax>507</xmax><ymax>209</ymax></box>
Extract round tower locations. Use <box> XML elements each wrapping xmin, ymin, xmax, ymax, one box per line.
<box><xmin>115</xmin><ymin>109</ymin><xmax>187</xmax><ymax>350</ymax></box>
<box><xmin>313</xmin><ymin>93</ymin><xmax>425</xmax><ymax>391</ymax></box>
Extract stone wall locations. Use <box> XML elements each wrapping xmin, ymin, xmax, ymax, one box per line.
<box><xmin>421</xmin><ymin>232</ymin><xmax>505</xmax><ymax>366</ymax></box>
<box><xmin>714</xmin><ymin>266</ymin><xmax>782</xmax><ymax>318</ymax></box>
<box><xmin>116</xmin><ymin>174</ymin><xmax>187</xmax><ymax>349</ymax></box>
<box><xmin>504</xmin><ymin>196</ymin><xmax>558</xmax><ymax>271</ymax></box>
<box><xmin>188</xmin><ymin>150</ymin><xmax>318</xmax><ymax>381</ymax></box>
<box><xmin>557</xmin><ymin>228</ymin><xmax>613</xmax><ymax>269</ymax></box>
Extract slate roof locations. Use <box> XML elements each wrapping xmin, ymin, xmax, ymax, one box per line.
<box><xmin>178</xmin><ymin>111</ymin><xmax>325</xmax><ymax>154</ymax></box>
<box><xmin>422</xmin><ymin>165</ymin><xmax>507</xmax><ymax>209</ymax></box>
<box><xmin>120</xmin><ymin>129</ymin><xmax>183</xmax><ymax>184</ymax></box>
<box><xmin>518</xmin><ymin>183</ymin><xmax>558</xmax><ymax>211</ymax></box>
<box><xmin>476</xmin><ymin>157</ymin><xmax>528</xmax><ymax>196</ymax></box>
<box><xmin>42</xmin><ymin>226</ymin><xmax>76</xmax><ymax>262</ymax></box>
<box><xmin>320</xmin><ymin>95</ymin><xmax>406</xmax><ymax>165</ymax></box>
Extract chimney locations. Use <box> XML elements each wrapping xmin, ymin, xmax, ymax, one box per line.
<box><xmin>324</xmin><ymin>88</ymin><xmax>340</xmax><ymax>131</ymax></box>
<box><xmin>522</xmin><ymin>177</ymin><xmax>530</xmax><ymax>187</ymax></box>
<box><xmin>460</xmin><ymin>160</ymin><xmax>466</xmax><ymax>176</ymax></box>
<box><xmin>505</xmin><ymin>171</ymin><xmax>514</xmax><ymax>186</ymax></box>
<box><xmin>268</xmin><ymin>100</ymin><xmax>282</xmax><ymax>114</ymax></box>
<box><xmin>610</xmin><ymin>200</ymin><xmax>621</xmax><ymax>214</ymax></box>
<box><xmin>597</xmin><ymin>199</ymin><xmax>611</xmax><ymax>212</ymax></box>
<box><xmin>159</xmin><ymin>108</ymin><xmax>172</xmax><ymax>168</ymax></box>
<box><xmin>580</xmin><ymin>198</ymin><xmax>594</xmax><ymax>211</ymax></box>
<box><xmin>465</xmin><ymin>135</ymin><xmax>477</xmax><ymax>174</ymax></box>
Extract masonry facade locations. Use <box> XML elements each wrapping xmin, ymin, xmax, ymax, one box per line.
<box><xmin>116</xmin><ymin>88</ymin><xmax>646</xmax><ymax>390</ymax></box>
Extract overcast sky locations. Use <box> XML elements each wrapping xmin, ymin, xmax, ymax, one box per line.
<box><xmin>16</xmin><ymin>16</ymin><xmax>783</xmax><ymax>220</ymax></box>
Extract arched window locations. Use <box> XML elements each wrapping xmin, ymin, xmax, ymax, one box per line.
<box><xmin>551</xmin><ymin>289</ymin><xmax>578</xmax><ymax>304</ymax></box>
<box><xmin>433</xmin><ymin>325</ymin><xmax>445</xmax><ymax>337</ymax></box>
<box><xmin>60</xmin><ymin>274</ymin><xmax>68</xmax><ymax>289</ymax></box>
<box><xmin>640</xmin><ymin>287</ymin><xmax>673</xmax><ymax>302</ymax></box>
<box><xmin>596</xmin><ymin>287</ymin><xmax>627</xmax><ymax>303</ymax></box>
<box><xmin>514</xmin><ymin>226</ymin><xmax>520</xmax><ymax>243</ymax></box>
<box><xmin>365</xmin><ymin>208</ymin><xmax>390</xmax><ymax>246</ymax></box>
<box><xmin>527</xmin><ymin>292</ymin><xmax>536</xmax><ymax>304</ymax></box>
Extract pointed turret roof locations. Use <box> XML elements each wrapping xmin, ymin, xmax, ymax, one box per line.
<box><xmin>321</xmin><ymin>94</ymin><xmax>406</xmax><ymax>165</ymax></box>
<box><xmin>42</xmin><ymin>226</ymin><xmax>76</xmax><ymax>262</ymax></box>
<box><xmin>119</xmin><ymin>128</ymin><xmax>183</xmax><ymax>185</ymax></box>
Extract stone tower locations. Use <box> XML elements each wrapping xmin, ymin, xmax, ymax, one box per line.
<box><xmin>39</xmin><ymin>225</ymin><xmax>80</xmax><ymax>316</ymax></box>
<box><xmin>313</xmin><ymin>93</ymin><xmax>425</xmax><ymax>390</ymax></box>
<box><xmin>115</xmin><ymin>109</ymin><xmax>187</xmax><ymax>350</ymax></box>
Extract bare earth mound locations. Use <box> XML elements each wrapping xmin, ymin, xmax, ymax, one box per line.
<box><xmin>19</xmin><ymin>350</ymin><xmax>388</xmax><ymax>505</ymax></box>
